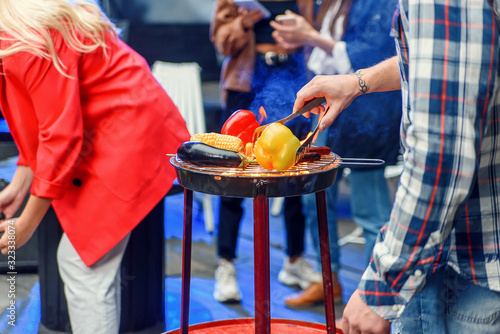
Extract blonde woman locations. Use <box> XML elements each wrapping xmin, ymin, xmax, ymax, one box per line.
<box><xmin>0</xmin><ymin>0</ymin><xmax>190</xmax><ymax>333</ymax></box>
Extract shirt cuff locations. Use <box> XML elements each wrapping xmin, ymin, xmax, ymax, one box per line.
<box><xmin>357</xmin><ymin>264</ymin><xmax>407</xmax><ymax>321</ymax></box>
<box><xmin>17</xmin><ymin>155</ymin><xmax>28</xmax><ymax>167</ymax></box>
<box><xmin>31</xmin><ymin>175</ymin><xmax>68</xmax><ymax>200</ymax></box>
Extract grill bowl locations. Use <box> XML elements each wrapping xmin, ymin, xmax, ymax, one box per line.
<box><xmin>170</xmin><ymin>153</ymin><xmax>340</xmax><ymax>198</ymax></box>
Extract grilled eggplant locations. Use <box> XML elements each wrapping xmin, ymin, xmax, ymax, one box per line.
<box><xmin>177</xmin><ymin>141</ymin><xmax>254</xmax><ymax>168</ymax></box>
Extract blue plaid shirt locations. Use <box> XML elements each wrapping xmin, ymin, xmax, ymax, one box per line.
<box><xmin>358</xmin><ymin>0</ymin><xmax>500</xmax><ymax>320</ymax></box>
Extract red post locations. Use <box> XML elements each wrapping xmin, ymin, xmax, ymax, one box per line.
<box><xmin>253</xmin><ymin>192</ymin><xmax>270</xmax><ymax>334</ymax></box>
<box><xmin>316</xmin><ymin>190</ymin><xmax>337</xmax><ymax>333</ymax></box>
<box><xmin>180</xmin><ymin>189</ymin><xmax>193</xmax><ymax>334</ymax></box>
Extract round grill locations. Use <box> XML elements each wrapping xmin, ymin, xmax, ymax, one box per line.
<box><xmin>170</xmin><ymin>153</ymin><xmax>340</xmax><ymax>198</ymax></box>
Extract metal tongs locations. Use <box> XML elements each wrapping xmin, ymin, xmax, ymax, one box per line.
<box><xmin>252</xmin><ymin>96</ymin><xmax>327</xmax><ymax>142</ymax></box>
<box><xmin>295</xmin><ymin>105</ymin><xmax>330</xmax><ymax>163</ymax></box>
<box><xmin>294</xmin><ymin>106</ymin><xmax>386</xmax><ymax>166</ymax></box>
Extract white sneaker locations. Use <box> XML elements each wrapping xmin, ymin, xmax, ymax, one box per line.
<box><xmin>278</xmin><ymin>256</ymin><xmax>322</xmax><ymax>290</ymax></box>
<box><xmin>213</xmin><ymin>259</ymin><xmax>241</xmax><ymax>303</ymax></box>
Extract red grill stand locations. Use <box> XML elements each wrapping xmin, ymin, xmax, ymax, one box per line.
<box><xmin>169</xmin><ymin>186</ymin><xmax>343</xmax><ymax>334</ymax></box>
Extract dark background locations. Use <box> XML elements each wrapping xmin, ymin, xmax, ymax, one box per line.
<box><xmin>103</xmin><ymin>0</ymin><xmax>222</xmax><ymax>82</ymax></box>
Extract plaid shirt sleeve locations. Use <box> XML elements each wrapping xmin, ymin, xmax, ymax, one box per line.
<box><xmin>357</xmin><ymin>0</ymin><xmax>499</xmax><ymax>320</ymax></box>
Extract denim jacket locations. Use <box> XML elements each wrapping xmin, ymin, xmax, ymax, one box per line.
<box><xmin>325</xmin><ymin>0</ymin><xmax>402</xmax><ymax>167</ymax></box>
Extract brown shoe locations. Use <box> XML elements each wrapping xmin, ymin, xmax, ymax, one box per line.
<box><xmin>284</xmin><ymin>281</ymin><xmax>342</xmax><ymax>309</ymax></box>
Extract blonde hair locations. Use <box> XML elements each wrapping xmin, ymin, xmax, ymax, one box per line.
<box><xmin>0</xmin><ymin>0</ymin><xmax>118</xmax><ymax>75</ymax></box>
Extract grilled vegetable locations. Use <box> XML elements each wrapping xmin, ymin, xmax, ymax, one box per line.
<box><xmin>177</xmin><ymin>141</ymin><xmax>254</xmax><ymax>168</ymax></box>
<box><xmin>221</xmin><ymin>109</ymin><xmax>261</xmax><ymax>146</ymax></box>
<box><xmin>297</xmin><ymin>152</ymin><xmax>321</xmax><ymax>163</ymax></box>
<box><xmin>190</xmin><ymin>133</ymin><xmax>244</xmax><ymax>152</ymax></box>
<box><xmin>309</xmin><ymin>146</ymin><xmax>331</xmax><ymax>155</ymax></box>
<box><xmin>254</xmin><ymin>123</ymin><xmax>301</xmax><ymax>171</ymax></box>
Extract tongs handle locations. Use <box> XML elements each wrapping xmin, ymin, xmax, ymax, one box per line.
<box><xmin>281</xmin><ymin>96</ymin><xmax>327</xmax><ymax>125</ymax></box>
<box><xmin>338</xmin><ymin>158</ymin><xmax>385</xmax><ymax>166</ymax></box>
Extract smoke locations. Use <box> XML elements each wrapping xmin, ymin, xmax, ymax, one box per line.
<box><xmin>248</xmin><ymin>52</ymin><xmax>312</xmax><ymax>139</ymax></box>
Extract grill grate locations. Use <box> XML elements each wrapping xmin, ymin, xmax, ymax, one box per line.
<box><xmin>173</xmin><ymin>153</ymin><xmax>340</xmax><ymax>177</ymax></box>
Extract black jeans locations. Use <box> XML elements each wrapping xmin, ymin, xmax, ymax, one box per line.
<box><xmin>217</xmin><ymin>196</ymin><xmax>305</xmax><ymax>260</ymax></box>
<box><xmin>217</xmin><ymin>89</ymin><xmax>306</xmax><ymax>260</ymax></box>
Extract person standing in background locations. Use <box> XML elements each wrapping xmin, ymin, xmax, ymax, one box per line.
<box><xmin>0</xmin><ymin>1</ymin><xmax>190</xmax><ymax>333</ymax></box>
<box><xmin>271</xmin><ymin>0</ymin><xmax>401</xmax><ymax>308</ymax></box>
<box><xmin>293</xmin><ymin>0</ymin><xmax>500</xmax><ymax>332</ymax></box>
<box><xmin>209</xmin><ymin>0</ymin><xmax>322</xmax><ymax>304</ymax></box>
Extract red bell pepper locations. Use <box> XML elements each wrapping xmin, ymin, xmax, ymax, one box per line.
<box><xmin>221</xmin><ymin>109</ymin><xmax>260</xmax><ymax>146</ymax></box>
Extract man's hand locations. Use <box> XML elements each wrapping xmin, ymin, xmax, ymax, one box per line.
<box><xmin>293</xmin><ymin>74</ymin><xmax>361</xmax><ymax>131</ymax></box>
<box><xmin>293</xmin><ymin>57</ymin><xmax>401</xmax><ymax>132</ymax></box>
<box><xmin>342</xmin><ymin>290</ymin><xmax>391</xmax><ymax>334</ymax></box>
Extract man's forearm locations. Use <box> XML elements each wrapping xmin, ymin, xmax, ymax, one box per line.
<box><xmin>356</xmin><ymin>56</ymin><xmax>401</xmax><ymax>94</ymax></box>
<box><xmin>293</xmin><ymin>56</ymin><xmax>402</xmax><ymax>130</ymax></box>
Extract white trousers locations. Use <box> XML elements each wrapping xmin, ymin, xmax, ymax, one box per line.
<box><xmin>57</xmin><ymin>233</ymin><xmax>130</xmax><ymax>334</ymax></box>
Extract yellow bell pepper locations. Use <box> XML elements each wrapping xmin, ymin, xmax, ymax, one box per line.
<box><xmin>254</xmin><ymin>123</ymin><xmax>301</xmax><ymax>171</ymax></box>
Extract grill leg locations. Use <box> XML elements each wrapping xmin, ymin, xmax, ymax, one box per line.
<box><xmin>180</xmin><ymin>188</ymin><xmax>193</xmax><ymax>334</ymax></box>
<box><xmin>316</xmin><ymin>190</ymin><xmax>337</xmax><ymax>333</ymax></box>
<box><xmin>253</xmin><ymin>194</ymin><xmax>270</xmax><ymax>334</ymax></box>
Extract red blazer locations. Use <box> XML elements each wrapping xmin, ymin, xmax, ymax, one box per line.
<box><xmin>0</xmin><ymin>32</ymin><xmax>190</xmax><ymax>266</ymax></box>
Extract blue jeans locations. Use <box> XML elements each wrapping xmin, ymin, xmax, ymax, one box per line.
<box><xmin>302</xmin><ymin>122</ymin><xmax>392</xmax><ymax>270</ymax></box>
<box><xmin>392</xmin><ymin>266</ymin><xmax>500</xmax><ymax>333</ymax></box>
<box><xmin>302</xmin><ymin>128</ymin><xmax>340</xmax><ymax>272</ymax></box>
<box><xmin>349</xmin><ymin>168</ymin><xmax>392</xmax><ymax>265</ymax></box>
<box><xmin>303</xmin><ymin>178</ymin><xmax>340</xmax><ymax>273</ymax></box>
<box><xmin>303</xmin><ymin>168</ymin><xmax>391</xmax><ymax>272</ymax></box>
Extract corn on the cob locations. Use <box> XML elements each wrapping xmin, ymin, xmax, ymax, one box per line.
<box><xmin>190</xmin><ymin>133</ymin><xmax>244</xmax><ymax>152</ymax></box>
